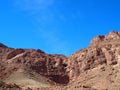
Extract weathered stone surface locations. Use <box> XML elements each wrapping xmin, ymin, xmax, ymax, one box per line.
<box><xmin>0</xmin><ymin>31</ymin><xmax>120</xmax><ymax>90</ymax></box>
<box><xmin>7</xmin><ymin>49</ymin><xmax>25</xmax><ymax>59</ymax></box>
<box><xmin>90</xmin><ymin>31</ymin><xmax>120</xmax><ymax>47</ymax></box>
<box><xmin>67</xmin><ymin>31</ymin><xmax>120</xmax><ymax>81</ymax></box>
<box><xmin>0</xmin><ymin>47</ymin><xmax>69</xmax><ymax>84</ymax></box>
<box><xmin>0</xmin><ymin>81</ymin><xmax>21</xmax><ymax>90</ymax></box>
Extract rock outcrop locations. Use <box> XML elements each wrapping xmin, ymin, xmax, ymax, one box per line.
<box><xmin>0</xmin><ymin>81</ymin><xmax>21</xmax><ymax>90</ymax></box>
<box><xmin>7</xmin><ymin>49</ymin><xmax>25</xmax><ymax>59</ymax></box>
<box><xmin>0</xmin><ymin>47</ymin><xmax>69</xmax><ymax>85</ymax></box>
<box><xmin>90</xmin><ymin>31</ymin><xmax>120</xmax><ymax>47</ymax></box>
<box><xmin>67</xmin><ymin>31</ymin><xmax>120</xmax><ymax>82</ymax></box>
<box><xmin>0</xmin><ymin>31</ymin><xmax>120</xmax><ymax>90</ymax></box>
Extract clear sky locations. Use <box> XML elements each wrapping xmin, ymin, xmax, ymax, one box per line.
<box><xmin>0</xmin><ymin>0</ymin><xmax>120</xmax><ymax>56</ymax></box>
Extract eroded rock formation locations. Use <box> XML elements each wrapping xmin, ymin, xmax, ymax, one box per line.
<box><xmin>0</xmin><ymin>31</ymin><xmax>120</xmax><ymax>90</ymax></box>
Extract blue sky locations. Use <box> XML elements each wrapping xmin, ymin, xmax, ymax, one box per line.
<box><xmin>0</xmin><ymin>0</ymin><xmax>120</xmax><ymax>56</ymax></box>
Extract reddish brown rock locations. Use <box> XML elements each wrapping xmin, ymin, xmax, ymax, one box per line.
<box><xmin>0</xmin><ymin>81</ymin><xmax>21</xmax><ymax>90</ymax></box>
<box><xmin>0</xmin><ymin>31</ymin><xmax>120</xmax><ymax>90</ymax></box>
<box><xmin>6</xmin><ymin>49</ymin><xmax>25</xmax><ymax>59</ymax></box>
<box><xmin>90</xmin><ymin>35</ymin><xmax>105</xmax><ymax>47</ymax></box>
<box><xmin>67</xmin><ymin>31</ymin><xmax>120</xmax><ymax>81</ymax></box>
<box><xmin>90</xmin><ymin>31</ymin><xmax>120</xmax><ymax>48</ymax></box>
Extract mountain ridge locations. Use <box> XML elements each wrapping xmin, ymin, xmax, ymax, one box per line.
<box><xmin>0</xmin><ymin>31</ymin><xmax>120</xmax><ymax>90</ymax></box>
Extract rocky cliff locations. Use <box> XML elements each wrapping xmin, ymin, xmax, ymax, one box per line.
<box><xmin>0</xmin><ymin>31</ymin><xmax>120</xmax><ymax>90</ymax></box>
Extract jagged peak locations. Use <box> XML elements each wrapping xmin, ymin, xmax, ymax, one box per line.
<box><xmin>90</xmin><ymin>31</ymin><xmax>120</xmax><ymax>47</ymax></box>
<box><xmin>1</xmin><ymin>31</ymin><xmax>120</xmax><ymax>90</ymax></box>
<box><xmin>105</xmin><ymin>31</ymin><xmax>120</xmax><ymax>40</ymax></box>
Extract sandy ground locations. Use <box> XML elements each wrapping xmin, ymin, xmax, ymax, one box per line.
<box><xmin>3</xmin><ymin>68</ymin><xmax>52</xmax><ymax>90</ymax></box>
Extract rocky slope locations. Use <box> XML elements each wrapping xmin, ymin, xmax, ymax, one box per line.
<box><xmin>0</xmin><ymin>31</ymin><xmax>120</xmax><ymax>90</ymax></box>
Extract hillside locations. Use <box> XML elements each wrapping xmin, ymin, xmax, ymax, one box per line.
<box><xmin>0</xmin><ymin>31</ymin><xmax>120</xmax><ymax>90</ymax></box>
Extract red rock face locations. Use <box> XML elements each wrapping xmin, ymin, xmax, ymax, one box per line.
<box><xmin>6</xmin><ymin>49</ymin><xmax>25</xmax><ymax>59</ymax></box>
<box><xmin>90</xmin><ymin>31</ymin><xmax>120</xmax><ymax>47</ymax></box>
<box><xmin>90</xmin><ymin>35</ymin><xmax>105</xmax><ymax>47</ymax></box>
<box><xmin>0</xmin><ymin>47</ymin><xmax>69</xmax><ymax>84</ymax></box>
<box><xmin>67</xmin><ymin>31</ymin><xmax>120</xmax><ymax>81</ymax></box>
<box><xmin>0</xmin><ymin>81</ymin><xmax>21</xmax><ymax>90</ymax></box>
<box><xmin>0</xmin><ymin>31</ymin><xmax>120</xmax><ymax>89</ymax></box>
<box><xmin>105</xmin><ymin>31</ymin><xmax>120</xmax><ymax>41</ymax></box>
